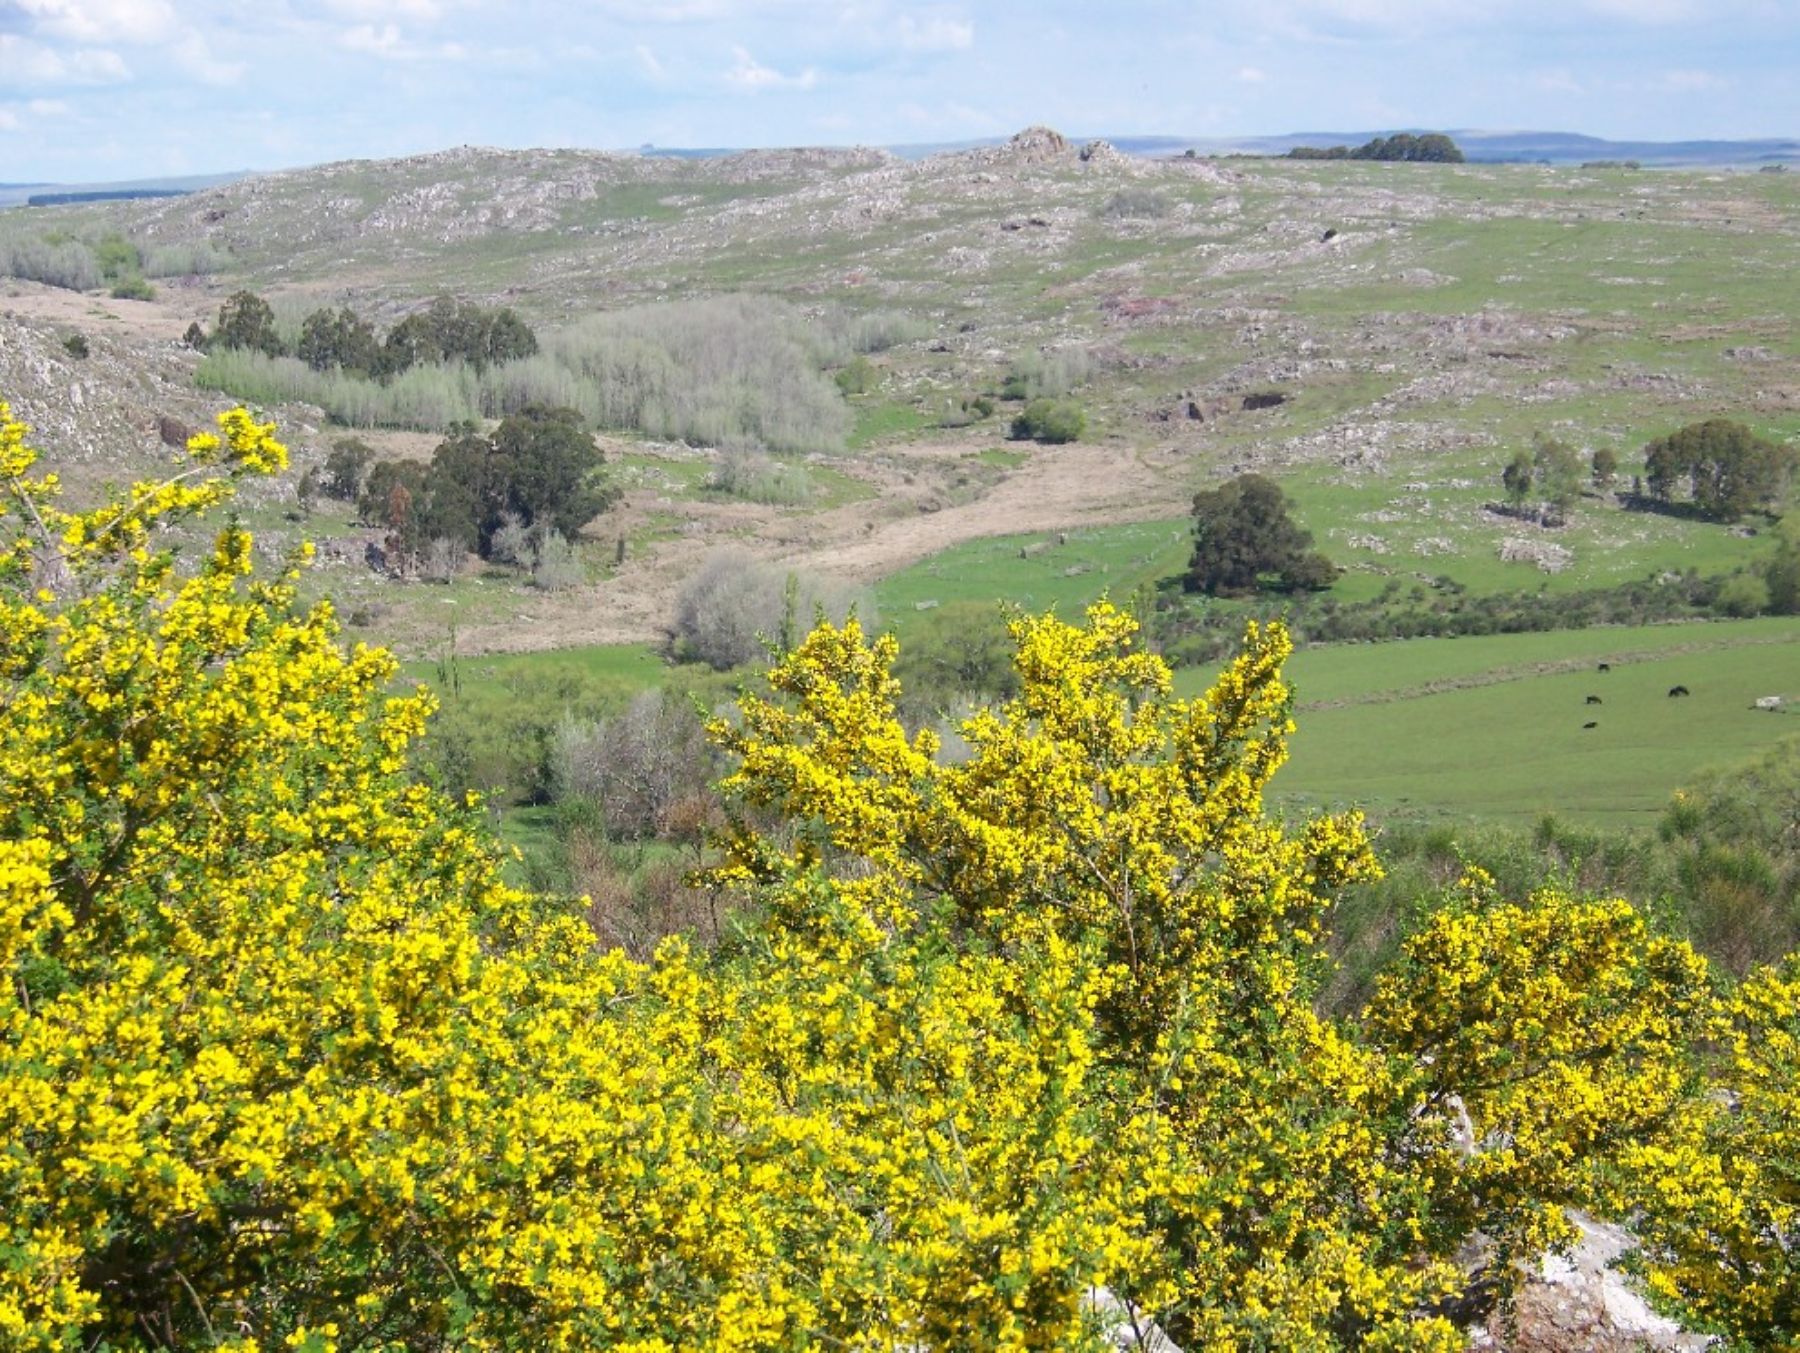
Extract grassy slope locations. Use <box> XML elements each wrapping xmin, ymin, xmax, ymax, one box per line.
<box><xmin>1233</xmin><ymin>618</ymin><xmax>1800</xmax><ymax>825</ymax></box>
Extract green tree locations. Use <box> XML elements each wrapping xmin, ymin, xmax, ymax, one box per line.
<box><xmin>213</xmin><ymin>289</ymin><xmax>285</xmax><ymax>358</ymax></box>
<box><xmin>1643</xmin><ymin>418</ymin><xmax>1796</xmax><ymax>521</ymax></box>
<box><xmin>486</xmin><ymin>404</ymin><xmax>616</xmax><ymax>545</ymax></box>
<box><xmin>1502</xmin><ymin>449</ymin><xmax>1534</xmax><ymax>508</ymax></box>
<box><xmin>361</xmin><ymin>408</ymin><xmax>616</xmax><ymax>562</ymax></box>
<box><xmin>1532</xmin><ymin>432</ymin><xmax>1584</xmax><ymax>518</ymax></box>
<box><xmin>379</xmin><ymin>296</ymin><xmax>538</xmax><ymax>377</ymax></box>
<box><xmin>1763</xmin><ymin>514</ymin><xmax>1800</xmax><ymax>614</ymax></box>
<box><xmin>1591</xmin><ymin>445</ymin><xmax>1619</xmax><ymax>492</ymax></box>
<box><xmin>1187</xmin><ymin>472</ymin><xmax>1336</xmax><ymax>595</ymax></box>
<box><xmin>297</xmin><ymin>306</ymin><xmax>379</xmax><ymax>375</ymax></box>
<box><xmin>321</xmin><ymin>437</ymin><xmax>374</xmax><ymax>501</ymax></box>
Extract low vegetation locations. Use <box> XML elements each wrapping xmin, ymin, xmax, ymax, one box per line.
<box><xmin>6</xmin><ymin>401</ymin><xmax>1800</xmax><ymax>1347</ymax></box>
<box><xmin>670</xmin><ymin>546</ymin><xmax>874</xmax><ymax>669</ymax></box>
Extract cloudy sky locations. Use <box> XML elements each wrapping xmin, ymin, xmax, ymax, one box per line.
<box><xmin>2</xmin><ymin>0</ymin><xmax>1795</xmax><ymax>182</ymax></box>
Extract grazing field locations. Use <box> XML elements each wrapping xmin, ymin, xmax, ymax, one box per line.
<box><xmin>1252</xmin><ymin>617</ymin><xmax>1800</xmax><ymax>824</ymax></box>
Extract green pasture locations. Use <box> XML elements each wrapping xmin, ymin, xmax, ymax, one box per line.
<box><xmin>874</xmin><ymin>520</ymin><xmax>1193</xmax><ymax>638</ymax></box>
<box><xmin>1256</xmin><ymin>619</ymin><xmax>1800</xmax><ymax>826</ymax></box>
<box><xmin>401</xmin><ymin>640</ymin><xmax>668</xmax><ymax>711</ymax></box>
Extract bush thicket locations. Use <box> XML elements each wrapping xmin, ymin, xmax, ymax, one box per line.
<box><xmin>671</xmin><ymin>547</ymin><xmax>874</xmax><ymax>669</ymax></box>
<box><xmin>6</xmin><ymin>397</ymin><xmax>1800</xmax><ymax>1346</ymax></box>
<box><xmin>1011</xmin><ymin>397</ymin><xmax>1086</xmax><ymax>443</ymax></box>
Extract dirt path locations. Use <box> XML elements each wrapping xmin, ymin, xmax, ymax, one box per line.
<box><xmin>453</xmin><ymin>434</ymin><xmax>1192</xmax><ymax>654</ymax></box>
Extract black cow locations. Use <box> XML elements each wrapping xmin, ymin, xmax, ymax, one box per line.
<box><xmin>1598</xmin><ymin>662</ymin><xmax>1611</xmax><ymax>673</ymax></box>
<box><xmin>1586</xmin><ymin>695</ymin><xmax>1603</xmax><ymax>705</ymax></box>
<box><xmin>1669</xmin><ymin>685</ymin><xmax>1691</xmax><ymax>698</ymax></box>
<box><xmin>1583</xmin><ymin>720</ymin><xmax>1598</xmax><ymax>729</ymax></box>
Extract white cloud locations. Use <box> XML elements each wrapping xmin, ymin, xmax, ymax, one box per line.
<box><xmin>895</xmin><ymin>13</ymin><xmax>973</xmax><ymax>51</ymax></box>
<box><xmin>634</xmin><ymin>42</ymin><xmax>665</xmax><ymax>79</ymax></box>
<box><xmin>27</xmin><ymin>97</ymin><xmax>71</xmax><ymax>113</ymax></box>
<box><xmin>9</xmin><ymin>0</ymin><xmax>176</xmax><ymax>45</ymax></box>
<box><xmin>171</xmin><ymin>30</ymin><xmax>244</xmax><ymax>85</ymax></box>
<box><xmin>1237</xmin><ymin>65</ymin><xmax>1266</xmax><ymax>82</ymax></box>
<box><xmin>340</xmin><ymin>21</ymin><xmax>404</xmax><ymax>54</ymax></box>
<box><xmin>336</xmin><ymin>20</ymin><xmax>468</xmax><ymax>60</ymax></box>
<box><xmin>0</xmin><ymin>32</ymin><xmax>130</xmax><ymax>83</ymax></box>
<box><xmin>1656</xmin><ymin>67</ymin><xmax>1725</xmax><ymax>91</ymax></box>
<box><xmin>0</xmin><ymin>110</ymin><xmax>19</xmax><ymax>131</ymax></box>
<box><xmin>323</xmin><ymin>0</ymin><xmax>444</xmax><ymax>18</ymax></box>
<box><xmin>726</xmin><ymin>45</ymin><xmax>818</xmax><ymax>91</ymax></box>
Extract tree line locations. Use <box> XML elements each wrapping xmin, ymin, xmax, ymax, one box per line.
<box><xmin>189</xmin><ymin>290</ymin><xmax>539</xmax><ymax>380</ymax></box>
<box><xmin>1287</xmin><ymin>132</ymin><xmax>1465</xmax><ymax>162</ymax></box>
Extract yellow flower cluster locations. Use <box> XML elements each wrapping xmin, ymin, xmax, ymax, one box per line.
<box><xmin>1</xmin><ymin>396</ymin><xmax>1792</xmax><ymax>1348</ymax></box>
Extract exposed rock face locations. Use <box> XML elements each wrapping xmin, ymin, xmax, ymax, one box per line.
<box><xmin>1007</xmin><ymin>125</ymin><xmax>1071</xmax><ymax>161</ymax></box>
<box><xmin>1473</xmin><ymin>1213</ymin><xmax>1715</xmax><ymax>1351</ymax></box>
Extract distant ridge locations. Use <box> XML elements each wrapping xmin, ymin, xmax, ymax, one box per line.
<box><xmin>0</xmin><ymin>170</ymin><xmax>255</xmax><ymax>211</ymax></box>
<box><xmin>641</xmin><ymin>130</ymin><xmax>1800</xmax><ymax>170</ymax></box>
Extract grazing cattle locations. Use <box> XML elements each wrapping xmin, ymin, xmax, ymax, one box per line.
<box><xmin>1598</xmin><ymin>662</ymin><xmax>1611</xmax><ymax>673</ymax></box>
<box><xmin>1668</xmin><ymin>685</ymin><xmax>1690</xmax><ymax>698</ymax></box>
<box><xmin>1583</xmin><ymin>721</ymin><xmax>1598</xmax><ymax>729</ymax></box>
<box><xmin>1586</xmin><ymin>695</ymin><xmax>1603</xmax><ymax>705</ymax></box>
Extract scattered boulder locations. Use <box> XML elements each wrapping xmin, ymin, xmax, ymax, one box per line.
<box><xmin>156</xmin><ymin>414</ymin><xmax>194</xmax><ymax>449</ymax></box>
<box><xmin>1500</xmin><ymin>537</ymin><xmax>1574</xmax><ymax>573</ymax></box>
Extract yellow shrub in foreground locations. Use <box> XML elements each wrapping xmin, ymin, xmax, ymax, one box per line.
<box><xmin>0</xmin><ymin>397</ymin><xmax>1772</xmax><ymax>1349</ymax></box>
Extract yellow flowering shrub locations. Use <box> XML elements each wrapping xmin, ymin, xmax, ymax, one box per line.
<box><xmin>702</xmin><ymin>608</ymin><xmax>1718</xmax><ymax>1346</ymax></box>
<box><xmin>0</xmin><ymin>395</ymin><xmax>1760</xmax><ymax>1348</ymax></box>
<box><xmin>1621</xmin><ymin>956</ymin><xmax>1800</xmax><ymax>1347</ymax></box>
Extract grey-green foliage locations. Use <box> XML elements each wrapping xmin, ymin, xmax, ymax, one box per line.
<box><xmin>194</xmin><ymin>350</ymin><xmax>481</xmax><ymax>430</ymax></box>
<box><xmin>512</xmin><ymin>297</ymin><xmax>852</xmax><ymax>454</ymax></box>
<box><xmin>805</xmin><ymin>305</ymin><xmax>927</xmax><ymax>366</ymax></box>
<box><xmin>0</xmin><ymin>238</ymin><xmax>102</xmax><ymax>291</ymax></box>
<box><xmin>552</xmin><ymin>690</ymin><xmax>719</xmax><ymax>839</ymax></box>
<box><xmin>196</xmin><ymin>295</ymin><xmax>856</xmax><ymax>452</ymax></box>
<box><xmin>1002</xmin><ymin>348</ymin><xmax>1094</xmax><ymax>401</ymax></box>
<box><xmin>1099</xmin><ymin>189</ymin><xmax>1171</xmax><ymax>220</ymax></box>
<box><xmin>707</xmin><ymin>445</ymin><xmax>814</xmax><ymax>506</ymax></box>
<box><xmin>672</xmin><ymin>547</ymin><xmax>876</xmax><ymax>670</ymax></box>
<box><xmin>529</xmin><ymin>530</ymin><xmax>584</xmax><ymax>592</ymax></box>
<box><xmin>142</xmin><ymin>242</ymin><xmax>233</xmax><ymax>278</ymax></box>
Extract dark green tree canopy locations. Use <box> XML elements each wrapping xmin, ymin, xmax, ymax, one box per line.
<box><xmin>357</xmin><ymin>407</ymin><xmax>615</xmax><ymax>560</ymax></box>
<box><xmin>379</xmin><ymin>296</ymin><xmax>539</xmax><ymax>377</ymax></box>
<box><xmin>1288</xmin><ymin>133</ymin><xmax>1464</xmax><ymax>163</ymax></box>
<box><xmin>1186</xmin><ymin>473</ymin><xmax>1337</xmax><ymax>596</ymax></box>
<box><xmin>213</xmin><ymin>290</ymin><xmax>285</xmax><ymax>358</ymax></box>
<box><xmin>1643</xmin><ymin>419</ymin><xmax>1796</xmax><ymax>521</ymax></box>
<box><xmin>298</xmin><ymin>307</ymin><xmax>380</xmax><ymax>376</ymax></box>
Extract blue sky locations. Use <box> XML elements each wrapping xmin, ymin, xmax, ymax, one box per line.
<box><xmin>1</xmin><ymin>0</ymin><xmax>1796</xmax><ymax>181</ymax></box>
